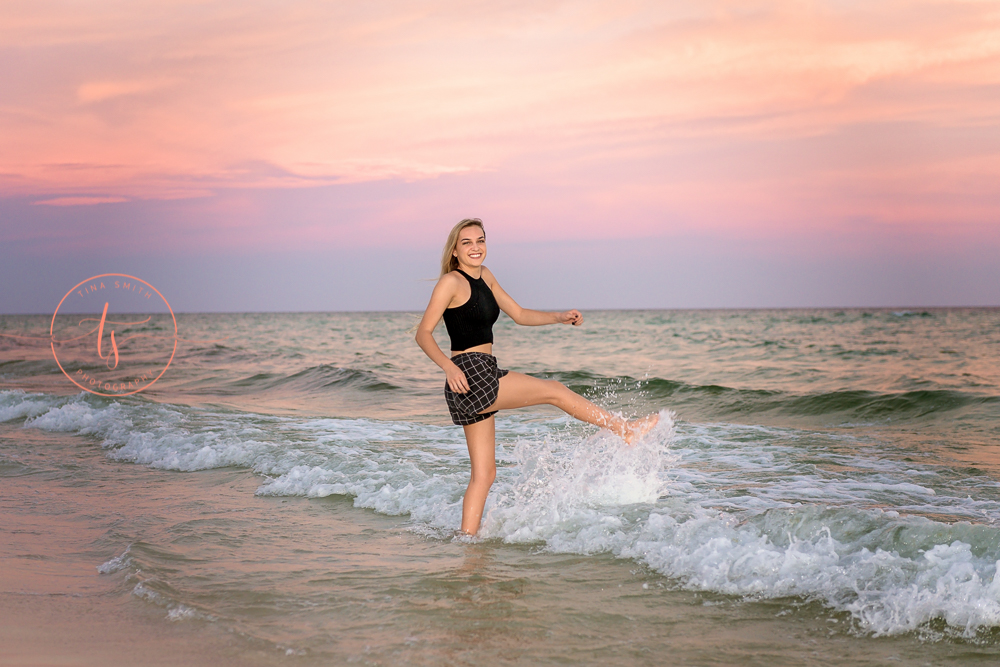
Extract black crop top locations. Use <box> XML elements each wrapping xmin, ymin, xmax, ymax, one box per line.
<box><xmin>443</xmin><ymin>269</ymin><xmax>501</xmax><ymax>351</ymax></box>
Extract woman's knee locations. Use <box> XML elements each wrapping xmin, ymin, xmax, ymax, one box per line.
<box><xmin>545</xmin><ymin>379</ymin><xmax>572</xmax><ymax>404</ymax></box>
<box><xmin>471</xmin><ymin>464</ymin><xmax>496</xmax><ymax>486</ymax></box>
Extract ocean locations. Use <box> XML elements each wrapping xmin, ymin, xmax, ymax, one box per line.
<box><xmin>2</xmin><ymin>308</ymin><xmax>1000</xmax><ymax>665</ymax></box>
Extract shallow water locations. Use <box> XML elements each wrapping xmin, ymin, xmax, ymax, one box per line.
<box><xmin>2</xmin><ymin>309</ymin><xmax>1000</xmax><ymax>664</ymax></box>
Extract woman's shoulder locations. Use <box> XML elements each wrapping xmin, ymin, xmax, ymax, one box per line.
<box><xmin>479</xmin><ymin>265</ymin><xmax>498</xmax><ymax>287</ymax></box>
<box><xmin>436</xmin><ymin>271</ymin><xmax>465</xmax><ymax>292</ymax></box>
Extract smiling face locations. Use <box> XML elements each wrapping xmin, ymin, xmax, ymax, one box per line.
<box><xmin>453</xmin><ymin>225</ymin><xmax>486</xmax><ymax>270</ymax></box>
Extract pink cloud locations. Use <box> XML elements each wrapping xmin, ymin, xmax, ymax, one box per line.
<box><xmin>33</xmin><ymin>195</ymin><xmax>129</xmax><ymax>206</ymax></box>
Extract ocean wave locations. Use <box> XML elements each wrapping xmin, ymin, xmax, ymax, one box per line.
<box><xmin>626</xmin><ymin>508</ymin><xmax>1000</xmax><ymax>638</ymax></box>
<box><xmin>0</xmin><ymin>389</ymin><xmax>60</xmax><ymax>422</ymax></box>
<box><xmin>542</xmin><ymin>372</ymin><xmax>999</xmax><ymax>422</ymax></box>
<box><xmin>0</xmin><ymin>359</ymin><xmax>62</xmax><ymax>378</ymax></box>
<box><xmin>219</xmin><ymin>364</ymin><xmax>399</xmax><ymax>395</ymax></box>
<box><xmin>97</xmin><ymin>545</ymin><xmax>133</xmax><ymax>574</ymax></box>
<box><xmin>7</xmin><ymin>388</ymin><xmax>1000</xmax><ymax>639</ymax></box>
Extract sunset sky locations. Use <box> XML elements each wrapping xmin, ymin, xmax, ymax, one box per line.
<box><xmin>2</xmin><ymin>0</ymin><xmax>998</xmax><ymax>312</ymax></box>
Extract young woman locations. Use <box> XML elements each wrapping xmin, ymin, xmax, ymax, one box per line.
<box><xmin>415</xmin><ymin>218</ymin><xmax>659</xmax><ymax>536</ymax></box>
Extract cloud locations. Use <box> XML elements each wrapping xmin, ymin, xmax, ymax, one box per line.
<box><xmin>76</xmin><ymin>78</ymin><xmax>178</xmax><ymax>103</ymax></box>
<box><xmin>33</xmin><ymin>195</ymin><xmax>129</xmax><ymax>206</ymax></box>
<box><xmin>0</xmin><ymin>0</ymin><xmax>997</xmax><ymax>253</ymax></box>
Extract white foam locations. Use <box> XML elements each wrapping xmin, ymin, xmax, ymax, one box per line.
<box><xmin>165</xmin><ymin>605</ymin><xmax>200</xmax><ymax>622</ymax></box>
<box><xmin>624</xmin><ymin>509</ymin><xmax>1000</xmax><ymax>637</ymax></box>
<box><xmin>482</xmin><ymin>411</ymin><xmax>676</xmax><ymax>545</ymax></box>
<box><xmin>132</xmin><ymin>582</ymin><xmax>211</xmax><ymax>623</ymax></box>
<box><xmin>0</xmin><ymin>389</ymin><xmax>62</xmax><ymax>422</ymax></box>
<box><xmin>97</xmin><ymin>545</ymin><xmax>132</xmax><ymax>574</ymax></box>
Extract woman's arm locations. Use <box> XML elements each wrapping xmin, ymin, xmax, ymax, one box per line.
<box><xmin>481</xmin><ymin>266</ymin><xmax>583</xmax><ymax>327</ymax></box>
<box><xmin>415</xmin><ymin>274</ymin><xmax>472</xmax><ymax>393</ymax></box>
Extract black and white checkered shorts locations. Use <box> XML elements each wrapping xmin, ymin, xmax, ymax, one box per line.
<box><xmin>444</xmin><ymin>352</ymin><xmax>510</xmax><ymax>425</ymax></box>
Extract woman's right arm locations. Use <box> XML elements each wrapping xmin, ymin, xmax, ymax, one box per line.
<box><xmin>415</xmin><ymin>275</ymin><xmax>471</xmax><ymax>394</ymax></box>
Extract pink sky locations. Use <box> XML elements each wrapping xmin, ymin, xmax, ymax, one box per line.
<box><xmin>1</xmin><ymin>0</ymin><xmax>999</xmax><ymax>309</ymax></box>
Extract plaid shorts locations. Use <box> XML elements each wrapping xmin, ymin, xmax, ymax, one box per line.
<box><xmin>444</xmin><ymin>352</ymin><xmax>509</xmax><ymax>425</ymax></box>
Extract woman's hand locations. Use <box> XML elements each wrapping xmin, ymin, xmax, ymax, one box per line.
<box><xmin>558</xmin><ymin>309</ymin><xmax>584</xmax><ymax>326</ymax></box>
<box><xmin>445</xmin><ymin>361</ymin><xmax>471</xmax><ymax>393</ymax></box>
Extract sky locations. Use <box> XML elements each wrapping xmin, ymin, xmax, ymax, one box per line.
<box><xmin>2</xmin><ymin>0</ymin><xmax>998</xmax><ymax>313</ymax></box>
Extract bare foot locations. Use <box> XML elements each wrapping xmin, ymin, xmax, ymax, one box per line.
<box><xmin>623</xmin><ymin>412</ymin><xmax>660</xmax><ymax>446</ymax></box>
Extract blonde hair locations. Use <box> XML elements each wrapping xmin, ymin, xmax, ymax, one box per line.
<box><xmin>440</xmin><ymin>218</ymin><xmax>486</xmax><ymax>277</ymax></box>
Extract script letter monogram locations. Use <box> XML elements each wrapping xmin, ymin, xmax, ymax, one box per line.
<box><xmin>97</xmin><ymin>302</ymin><xmax>120</xmax><ymax>370</ymax></box>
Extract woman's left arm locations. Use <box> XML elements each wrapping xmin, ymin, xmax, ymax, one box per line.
<box><xmin>482</xmin><ymin>266</ymin><xmax>583</xmax><ymax>327</ymax></box>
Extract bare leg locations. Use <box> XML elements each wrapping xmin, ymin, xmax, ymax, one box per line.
<box><xmin>482</xmin><ymin>372</ymin><xmax>658</xmax><ymax>445</ymax></box>
<box><xmin>460</xmin><ymin>416</ymin><xmax>497</xmax><ymax>536</ymax></box>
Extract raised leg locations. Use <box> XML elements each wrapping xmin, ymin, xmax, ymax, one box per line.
<box><xmin>460</xmin><ymin>416</ymin><xmax>497</xmax><ymax>536</ymax></box>
<box><xmin>482</xmin><ymin>372</ymin><xmax>658</xmax><ymax>444</ymax></box>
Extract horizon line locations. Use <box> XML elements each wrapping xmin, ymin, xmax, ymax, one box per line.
<box><xmin>4</xmin><ymin>305</ymin><xmax>998</xmax><ymax>316</ymax></box>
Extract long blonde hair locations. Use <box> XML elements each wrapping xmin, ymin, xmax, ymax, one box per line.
<box><xmin>440</xmin><ymin>218</ymin><xmax>485</xmax><ymax>277</ymax></box>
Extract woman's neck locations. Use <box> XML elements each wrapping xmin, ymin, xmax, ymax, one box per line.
<box><xmin>457</xmin><ymin>264</ymin><xmax>482</xmax><ymax>279</ymax></box>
